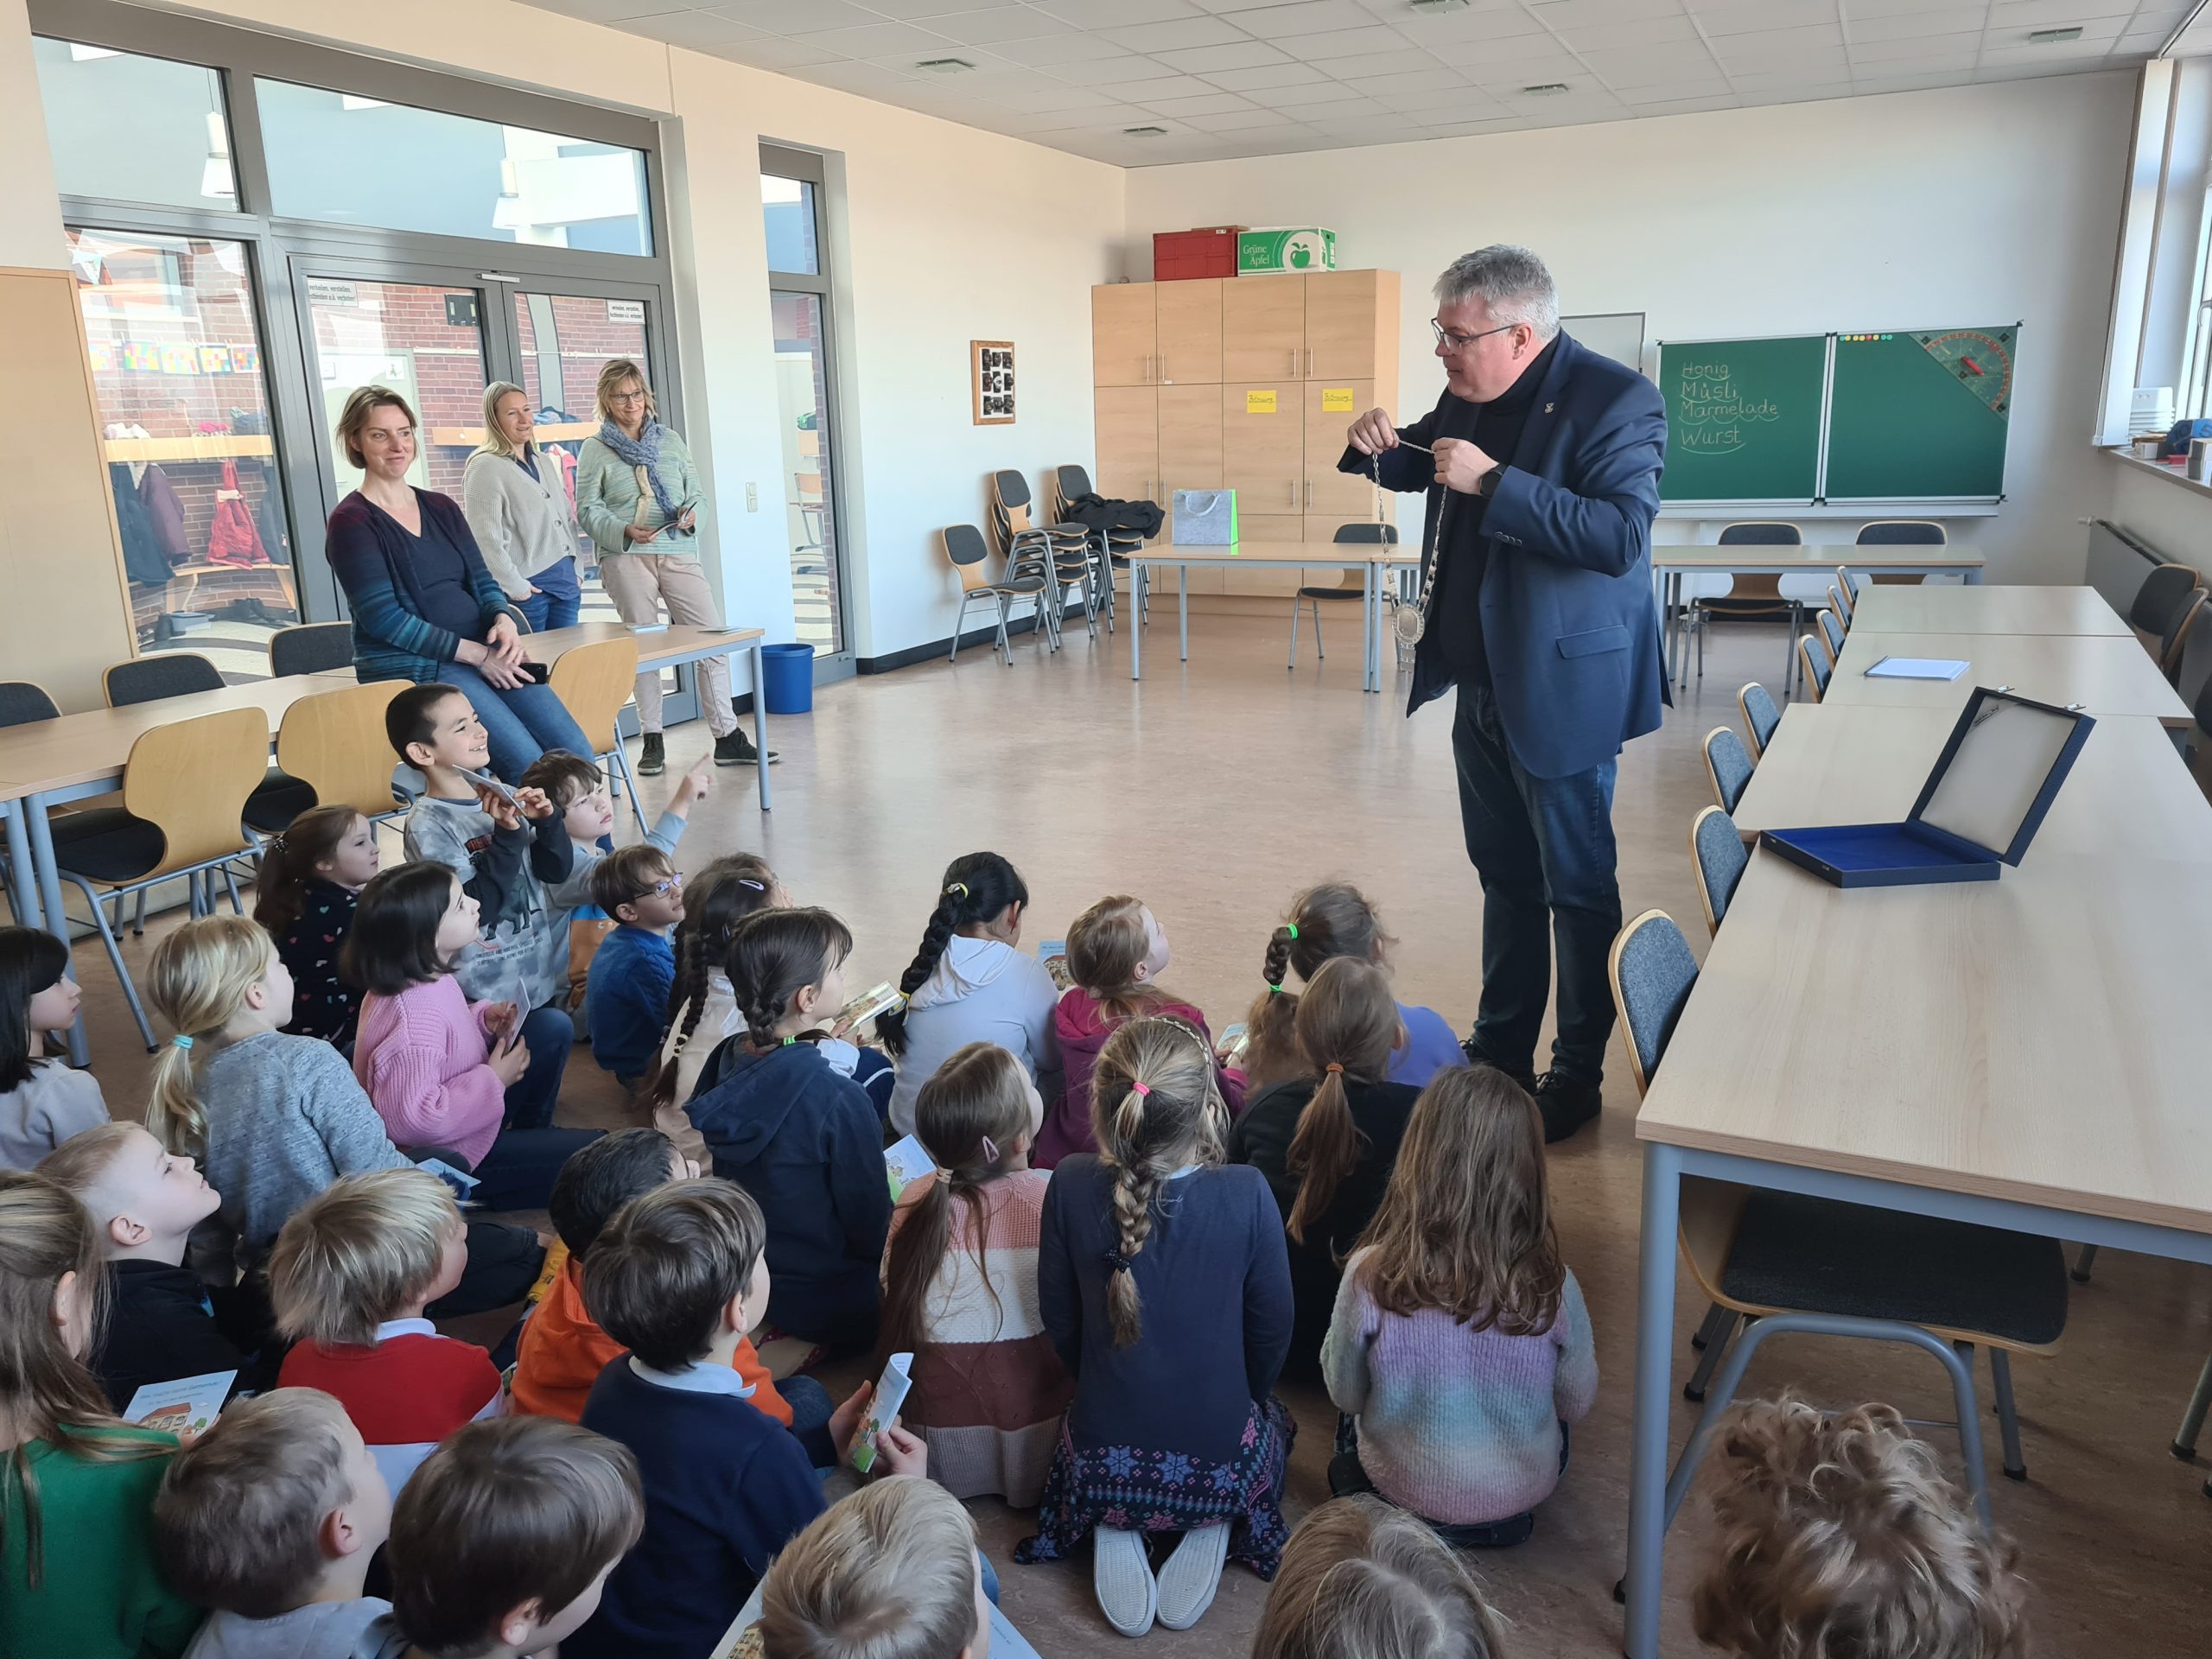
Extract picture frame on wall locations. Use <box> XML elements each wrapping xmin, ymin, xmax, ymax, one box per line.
<box><xmin>971</xmin><ymin>340</ymin><xmax>1014</xmax><ymax>425</ymax></box>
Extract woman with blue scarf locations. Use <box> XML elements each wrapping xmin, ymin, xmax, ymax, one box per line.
<box><xmin>575</xmin><ymin>357</ymin><xmax>771</xmax><ymax>774</ymax></box>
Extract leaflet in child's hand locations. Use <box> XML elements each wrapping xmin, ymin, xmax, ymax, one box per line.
<box><xmin>836</xmin><ymin>981</ymin><xmax>903</xmax><ymax>1036</ymax></box>
<box><xmin>849</xmin><ymin>1352</ymin><xmax>913</xmax><ymax>1474</ymax></box>
<box><xmin>1039</xmin><ymin>938</ymin><xmax>1072</xmax><ymax>991</ymax></box>
<box><xmin>127</xmin><ymin>1371</ymin><xmax>235</xmax><ymax>1441</ymax></box>
<box><xmin>884</xmin><ymin>1135</ymin><xmax>932</xmax><ymax>1199</ymax></box>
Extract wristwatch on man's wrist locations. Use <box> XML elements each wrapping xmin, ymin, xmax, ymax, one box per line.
<box><xmin>1477</xmin><ymin>463</ymin><xmax>1503</xmax><ymax>498</ymax></box>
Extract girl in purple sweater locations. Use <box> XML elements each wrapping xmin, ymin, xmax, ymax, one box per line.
<box><xmin>1321</xmin><ymin>1065</ymin><xmax>1597</xmax><ymax>1547</ymax></box>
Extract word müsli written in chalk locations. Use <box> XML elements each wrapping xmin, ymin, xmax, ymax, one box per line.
<box><xmin>1674</xmin><ymin>363</ymin><xmax>1783</xmax><ymax>455</ymax></box>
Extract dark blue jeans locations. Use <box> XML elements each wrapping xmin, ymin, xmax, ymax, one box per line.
<box><xmin>440</xmin><ymin>661</ymin><xmax>592</xmax><ymax>782</ymax></box>
<box><xmin>461</xmin><ymin>1003</ymin><xmax>599</xmax><ymax>1211</ymax></box>
<box><xmin>516</xmin><ymin>556</ymin><xmax>582</xmax><ymax>632</ymax></box>
<box><xmin>1451</xmin><ymin>683</ymin><xmax>1622</xmax><ymax>1084</ymax></box>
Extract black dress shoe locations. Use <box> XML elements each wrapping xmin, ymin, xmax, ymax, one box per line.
<box><xmin>1460</xmin><ymin>1037</ymin><xmax>1538</xmax><ymax>1096</ymax></box>
<box><xmin>1534</xmin><ymin>1071</ymin><xmax>1604</xmax><ymax>1144</ymax></box>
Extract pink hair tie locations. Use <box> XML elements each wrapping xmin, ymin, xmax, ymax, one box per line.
<box><xmin>1129</xmin><ymin>1083</ymin><xmax>1151</xmax><ymax>1098</ymax></box>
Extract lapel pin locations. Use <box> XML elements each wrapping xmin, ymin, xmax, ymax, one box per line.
<box><xmin>1545</xmin><ymin>402</ymin><xmax>1555</xmax><ymax>414</ymax></box>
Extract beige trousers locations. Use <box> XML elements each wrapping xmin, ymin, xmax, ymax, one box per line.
<box><xmin>599</xmin><ymin>553</ymin><xmax>735</xmax><ymax>736</ymax></box>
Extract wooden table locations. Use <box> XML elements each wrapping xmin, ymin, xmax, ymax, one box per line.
<box><xmin>1847</xmin><ymin>583</ymin><xmax>2130</xmax><ymax>637</ymax></box>
<box><xmin>528</xmin><ymin>621</ymin><xmax>773</xmax><ymax>811</ymax></box>
<box><xmin>1123</xmin><ymin>540</ymin><xmax>1422</xmax><ymax>692</ymax></box>
<box><xmin>1824</xmin><ymin>630</ymin><xmax>2191</xmax><ymax>725</ymax></box>
<box><xmin>1729</xmin><ymin>705</ymin><xmax>2209</xmax><ymax>856</ymax></box>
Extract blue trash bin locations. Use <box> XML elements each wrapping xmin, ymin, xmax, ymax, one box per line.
<box><xmin>760</xmin><ymin>643</ymin><xmax>816</xmax><ymax>715</ymax></box>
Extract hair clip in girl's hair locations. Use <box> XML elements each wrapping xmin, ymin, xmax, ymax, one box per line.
<box><xmin>267</xmin><ymin>835</ymin><xmax>286</xmax><ymax>854</ymax></box>
<box><xmin>737</xmin><ymin>878</ymin><xmax>766</xmax><ymax>891</ymax></box>
<box><xmin>171</xmin><ymin>1033</ymin><xmax>194</xmax><ymax>1051</ymax></box>
<box><xmin>946</xmin><ymin>881</ymin><xmax>969</xmax><ymax>898</ymax></box>
<box><xmin>1324</xmin><ymin>1062</ymin><xmax>1344</xmax><ymax>1075</ymax></box>
<box><xmin>979</xmin><ymin>1134</ymin><xmax>1001</xmax><ymax>1163</ymax></box>
<box><xmin>1284</xmin><ymin>922</ymin><xmax>1299</xmax><ymax>939</ymax></box>
<box><xmin>1128</xmin><ymin>1082</ymin><xmax>1150</xmax><ymax>1098</ymax></box>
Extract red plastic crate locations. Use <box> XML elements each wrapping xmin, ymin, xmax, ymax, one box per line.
<box><xmin>1153</xmin><ymin>226</ymin><xmax>1243</xmax><ymax>281</ymax></box>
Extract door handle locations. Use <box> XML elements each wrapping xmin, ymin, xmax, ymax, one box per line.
<box><xmin>1159</xmin><ymin>353</ymin><xmax>1168</xmax><ymax>383</ymax></box>
<box><xmin>1288</xmin><ymin>347</ymin><xmax>1299</xmax><ymax>375</ymax></box>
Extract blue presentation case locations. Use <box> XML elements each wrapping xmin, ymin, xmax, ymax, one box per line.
<box><xmin>1760</xmin><ymin>688</ymin><xmax>2094</xmax><ymax>889</ymax></box>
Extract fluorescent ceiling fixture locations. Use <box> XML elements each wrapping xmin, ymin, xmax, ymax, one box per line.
<box><xmin>1408</xmin><ymin>0</ymin><xmax>1470</xmax><ymax>12</ymax></box>
<box><xmin>914</xmin><ymin>57</ymin><xmax>976</xmax><ymax>74</ymax></box>
<box><xmin>2026</xmin><ymin>26</ymin><xmax>2083</xmax><ymax>43</ymax></box>
<box><xmin>1521</xmin><ymin>83</ymin><xmax>1569</xmax><ymax>96</ymax></box>
<box><xmin>1124</xmin><ymin>125</ymin><xmax>1167</xmax><ymax>136</ymax></box>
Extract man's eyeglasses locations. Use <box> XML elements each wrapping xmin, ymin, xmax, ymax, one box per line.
<box><xmin>1430</xmin><ymin>320</ymin><xmax>1521</xmax><ymax>354</ymax></box>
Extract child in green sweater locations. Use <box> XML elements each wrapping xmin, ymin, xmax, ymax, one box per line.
<box><xmin>0</xmin><ymin>1168</ymin><xmax>201</xmax><ymax>1659</ymax></box>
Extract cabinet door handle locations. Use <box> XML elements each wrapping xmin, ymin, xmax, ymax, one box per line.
<box><xmin>1288</xmin><ymin>347</ymin><xmax>1299</xmax><ymax>375</ymax></box>
<box><xmin>1159</xmin><ymin>353</ymin><xmax>1168</xmax><ymax>383</ymax></box>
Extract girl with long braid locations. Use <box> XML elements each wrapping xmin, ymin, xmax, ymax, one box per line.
<box><xmin>634</xmin><ymin>854</ymin><xmax>779</xmax><ymax>1160</ymax></box>
<box><xmin>880</xmin><ymin>852</ymin><xmax>1062</xmax><ymax>1138</ymax></box>
<box><xmin>684</xmin><ymin>907</ymin><xmax>891</xmax><ymax>1355</ymax></box>
<box><xmin>1018</xmin><ymin>1017</ymin><xmax>1295</xmax><ymax>1639</ymax></box>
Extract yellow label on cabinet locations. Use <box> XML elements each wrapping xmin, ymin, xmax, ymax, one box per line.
<box><xmin>1321</xmin><ymin>386</ymin><xmax>1355</xmax><ymax>412</ymax></box>
<box><xmin>1245</xmin><ymin>389</ymin><xmax>1278</xmax><ymax>414</ymax></box>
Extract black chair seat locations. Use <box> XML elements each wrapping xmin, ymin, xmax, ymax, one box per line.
<box><xmin>1296</xmin><ymin>586</ymin><xmax>1367</xmax><ymax>601</ymax></box>
<box><xmin>987</xmin><ymin>576</ymin><xmax>1046</xmax><ymax>595</ymax></box>
<box><xmin>48</xmin><ymin>809</ymin><xmax>167</xmax><ymax>884</ymax></box>
<box><xmin>1700</xmin><ymin>597</ymin><xmax>1796</xmax><ymax>618</ymax></box>
<box><xmin>244</xmin><ymin>769</ymin><xmax>316</xmax><ymax>835</ymax></box>
<box><xmin>1721</xmin><ymin>1189</ymin><xmax>2068</xmax><ymax>1348</ymax></box>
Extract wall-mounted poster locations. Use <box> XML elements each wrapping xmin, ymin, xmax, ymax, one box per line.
<box><xmin>971</xmin><ymin>340</ymin><xmax>1014</xmax><ymax>425</ymax></box>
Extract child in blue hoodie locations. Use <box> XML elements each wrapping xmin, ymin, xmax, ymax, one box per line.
<box><xmin>686</xmin><ymin>906</ymin><xmax>891</xmax><ymax>1355</ymax></box>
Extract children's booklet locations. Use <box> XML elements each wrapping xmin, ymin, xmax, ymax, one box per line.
<box><xmin>1217</xmin><ymin>1020</ymin><xmax>1250</xmax><ymax>1065</ymax></box>
<box><xmin>849</xmin><ymin>1351</ymin><xmax>913</xmax><ymax>1474</ymax></box>
<box><xmin>1865</xmin><ymin>657</ymin><xmax>1969</xmax><ymax>681</ymax></box>
<box><xmin>416</xmin><ymin>1158</ymin><xmax>480</xmax><ymax>1204</ymax></box>
<box><xmin>126</xmin><ymin>1370</ymin><xmax>235</xmax><ymax>1442</ymax></box>
<box><xmin>884</xmin><ymin>1135</ymin><xmax>933</xmax><ymax>1199</ymax></box>
<box><xmin>836</xmin><ymin>981</ymin><xmax>903</xmax><ymax>1036</ymax></box>
<box><xmin>1039</xmin><ymin>938</ymin><xmax>1072</xmax><ymax>991</ymax></box>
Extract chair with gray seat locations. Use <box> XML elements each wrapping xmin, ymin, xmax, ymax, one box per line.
<box><xmin>1689</xmin><ymin>806</ymin><xmax>1748</xmax><ymax>935</ymax></box>
<box><xmin>2130</xmin><ymin>569</ymin><xmax>2205</xmax><ymax>673</ymax></box>
<box><xmin>1816</xmin><ymin>606</ymin><xmax>1847</xmax><ymax>669</ymax></box>
<box><xmin>0</xmin><ymin>681</ymin><xmax>63</xmax><ymax>920</ymax></box>
<box><xmin>1054</xmin><ymin>464</ymin><xmax>1141</xmax><ymax>633</ymax></box>
<box><xmin>943</xmin><ymin>524</ymin><xmax>1045</xmax><ymax>667</ymax></box>
<box><xmin>269</xmin><ymin>621</ymin><xmax>355</xmax><ymax>680</ymax></box>
<box><xmin>1736</xmin><ymin>682</ymin><xmax>1781</xmax><ymax>760</ymax></box>
<box><xmin>1690</xmin><ymin>523</ymin><xmax>1808</xmax><ymax>690</ymax></box>
<box><xmin>991</xmin><ymin>470</ymin><xmax>1090</xmax><ymax>647</ymax></box>
<box><xmin>1702</xmin><ymin>726</ymin><xmax>1754</xmax><ymax>813</ymax></box>
<box><xmin>1796</xmin><ymin>633</ymin><xmax>1830</xmax><ymax>702</ymax></box>
<box><xmin>1856</xmin><ymin>519</ymin><xmax>1960</xmax><ymax>586</ymax></box>
<box><xmin>1609</xmin><ymin>907</ymin><xmax>2068</xmax><ymax>1535</ymax></box>
<box><xmin>1290</xmin><ymin>524</ymin><xmax>1398</xmax><ymax>670</ymax></box>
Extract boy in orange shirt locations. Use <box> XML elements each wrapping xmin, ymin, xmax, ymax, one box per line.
<box><xmin>513</xmin><ymin>1129</ymin><xmax>830</xmax><ymax>1433</ymax></box>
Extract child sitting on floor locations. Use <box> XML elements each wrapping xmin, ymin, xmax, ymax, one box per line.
<box><xmin>270</xmin><ymin>1168</ymin><xmax>499</xmax><ymax>1494</ymax></box>
<box><xmin>1228</xmin><ymin>957</ymin><xmax>1421</xmax><ymax>1378</ymax></box>
<box><xmin>0</xmin><ymin>1170</ymin><xmax>201</xmax><ymax>1659</ymax></box>
<box><xmin>879</xmin><ymin>853</ymin><xmax>1062</xmax><ymax>1137</ymax></box>
<box><xmin>1034</xmin><ymin>894</ymin><xmax>1240</xmax><ymax>1167</ymax></box>
<box><xmin>1018</xmin><ymin>1016</ymin><xmax>1295</xmax><ymax>1639</ymax></box>
<box><xmin>0</xmin><ymin>925</ymin><xmax>107</xmax><ymax>1172</ymax></box>
<box><xmin>254</xmin><ymin>804</ymin><xmax>382</xmax><ymax>1046</ymax></box>
<box><xmin>345</xmin><ymin>862</ymin><xmax>598</xmax><ymax>1211</ymax></box>
<box><xmin>384</xmin><ymin>1416</ymin><xmax>643</xmax><ymax>1659</ymax></box>
<box><xmin>38</xmin><ymin>1123</ymin><xmax>245</xmax><ymax>1412</ymax></box>
<box><xmin>1693</xmin><ymin>1398</ymin><xmax>2030</xmax><ymax>1659</ymax></box>
<box><xmin>687</xmin><ymin>907</ymin><xmax>893</xmax><ymax>1355</ymax></box>
<box><xmin>512</xmin><ymin>1127</ymin><xmax>820</xmax><ymax>1434</ymax></box>
<box><xmin>153</xmin><ymin>1388</ymin><xmax>402</xmax><ymax>1659</ymax></box>
<box><xmin>633</xmin><ymin>853</ymin><xmax>779</xmax><ymax>1160</ymax></box>
<box><xmin>1249</xmin><ymin>1495</ymin><xmax>1506</xmax><ymax>1659</ymax></box>
<box><xmin>144</xmin><ymin>914</ymin><xmax>542</xmax><ymax>1314</ymax></box>
<box><xmin>584</xmin><ymin>846</ymin><xmax>687</xmax><ymax>1088</ymax></box>
<box><xmin>570</xmin><ymin>1179</ymin><xmax>922</xmax><ymax>1659</ymax></box>
<box><xmin>1322</xmin><ymin>1065</ymin><xmax>1596</xmax><ymax>1548</ymax></box>
<box><xmin>880</xmin><ymin>1042</ymin><xmax>1069</xmax><ymax>1507</ymax></box>
<box><xmin>1238</xmin><ymin>883</ymin><xmax>1459</xmax><ymax>1095</ymax></box>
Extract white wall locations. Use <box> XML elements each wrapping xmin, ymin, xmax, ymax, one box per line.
<box><xmin>106</xmin><ymin>0</ymin><xmax>1124</xmax><ymax>664</ymax></box>
<box><xmin>0</xmin><ymin>0</ymin><xmax>63</xmax><ymax>270</ymax></box>
<box><xmin>2108</xmin><ymin>454</ymin><xmax>2212</xmax><ymax>577</ymax></box>
<box><xmin>1126</xmin><ymin>75</ymin><xmax>2138</xmax><ymax>583</ymax></box>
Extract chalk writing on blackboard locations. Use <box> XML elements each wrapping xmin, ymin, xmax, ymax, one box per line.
<box><xmin>1673</xmin><ymin>362</ymin><xmax>1782</xmax><ymax>455</ymax></box>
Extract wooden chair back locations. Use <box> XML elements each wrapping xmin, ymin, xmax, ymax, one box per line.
<box><xmin>270</xmin><ymin>622</ymin><xmax>355</xmax><ymax>679</ymax></box>
<box><xmin>0</xmin><ymin>681</ymin><xmax>60</xmax><ymax>729</ymax></box>
<box><xmin>1703</xmin><ymin>726</ymin><xmax>1755</xmax><ymax>813</ymax></box>
<box><xmin>991</xmin><ymin>470</ymin><xmax>1037</xmax><ymax>545</ymax></box>
<box><xmin>549</xmin><ymin>637</ymin><xmax>643</xmax><ymax>756</ymax></box>
<box><xmin>1817</xmin><ymin>607</ymin><xmax>1847</xmax><ymax>666</ymax></box>
<box><xmin>121</xmin><ymin>708</ymin><xmax>268</xmax><ymax>881</ymax></box>
<box><xmin>2159</xmin><ymin>591</ymin><xmax>2206</xmax><ymax>677</ymax></box>
<box><xmin>1690</xmin><ymin>805</ymin><xmax>1749</xmax><ymax>936</ymax></box>
<box><xmin>1608</xmin><ymin>907</ymin><xmax>1699</xmax><ymax>1098</ymax></box>
<box><xmin>275</xmin><ymin>682</ymin><xmax>406</xmax><ymax>819</ymax></box>
<box><xmin>944</xmin><ymin>525</ymin><xmax>995</xmax><ymax>594</ymax></box>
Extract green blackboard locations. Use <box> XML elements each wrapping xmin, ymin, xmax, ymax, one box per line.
<box><xmin>1658</xmin><ymin>336</ymin><xmax>1827</xmax><ymax>503</ymax></box>
<box><xmin>1824</xmin><ymin>326</ymin><xmax>2014</xmax><ymax>499</ymax></box>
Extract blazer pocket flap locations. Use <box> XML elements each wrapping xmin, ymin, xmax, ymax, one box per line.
<box><xmin>1556</xmin><ymin>624</ymin><xmax>1629</xmax><ymax>659</ymax></box>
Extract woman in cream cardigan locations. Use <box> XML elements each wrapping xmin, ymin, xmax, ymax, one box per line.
<box><xmin>461</xmin><ymin>382</ymin><xmax>583</xmax><ymax>632</ymax></box>
<box><xmin>575</xmin><ymin>356</ymin><xmax>772</xmax><ymax>772</ymax></box>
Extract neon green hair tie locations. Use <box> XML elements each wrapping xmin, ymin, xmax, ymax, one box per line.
<box><xmin>1284</xmin><ymin>923</ymin><xmax>1299</xmax><ymax>940</ymax></box>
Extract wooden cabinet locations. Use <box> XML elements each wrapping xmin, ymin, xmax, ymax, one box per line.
<box><xmin>1306</xmin><ymin>379</ymin><xmax>1382</xmax><ymax>526</ymax></box>
<box><xmin>1154</xmin><ymin>278</ymin><xmax>1223</xmax><ymax>385</ymax></box>
<box><xmin>1093</xmin><ymin>386</ymin><xmax>1156</xmax><ymax>505</ymax></box>
<box><xmin>1223</xmin><ymin>275</ymin><xmax>1305</xmax><ymax>382</ymax></box>
<box><xmin>1305</xmin><ymin>270</ymin><xmax>1398</xmax><ymax>381</ymax></box>
<box><xmin>1157</xmin><ymin>384</ymin><xmax>1223</xmax><ymax>546</ymax></box>
<box><xmin>1092</xmin><ymin>283</ymin><xmax>1155</xmax><ymax>387</ymax></box>
<box><xmin>1224</xmin><ymin>384</ymin><xmax>1304</xmax><ymax>518</ymax></box>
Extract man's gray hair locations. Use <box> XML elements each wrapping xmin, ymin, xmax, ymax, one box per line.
<box><xmin>1434</xmin><ymin>245</ymin><xmax>1559</xmax><ymax>340</ymax></box>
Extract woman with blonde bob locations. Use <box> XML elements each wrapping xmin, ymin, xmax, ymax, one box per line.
<box><xmin>575</xmin><ymin>356</ymin><xmax>766</xmax><ymax>773</ymax></box>
<box><xmin>461</xmin><ymin>380</ymin><xmax>583</xmax><ymax>632</ymax></box>
<box><xmin>1321</xmin><ymin>1065</ymin><xmax>1597</xmax><ymax>1548</ymax></box>
<box><xmin>1249</xmin><ymin>1495</ymin><xmax>1507</xmax><ymax>1659</ymax></box>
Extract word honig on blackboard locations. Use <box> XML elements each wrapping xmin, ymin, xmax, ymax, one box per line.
<box><xmin>1674</xmin><ymin>362</ymin><xmax>1782</xmax><ymax>455</ymax></box>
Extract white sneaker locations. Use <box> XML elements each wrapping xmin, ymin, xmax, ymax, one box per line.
<box><xmin>1093</xmin><ymin>1526</ymin><xmax>1158</xmax><ymax>1638</ymax></box>
<box><xmin>1154</xmin><ymin>1522</ymin><xmax>1230</xmax><ymax>1630</ymax></box>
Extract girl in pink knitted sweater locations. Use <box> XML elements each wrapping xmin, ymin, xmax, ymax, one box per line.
<box><xmin>345</xmin><ymin>861</ymin><xmax>598</xmax><ymax>1210</ymax></box>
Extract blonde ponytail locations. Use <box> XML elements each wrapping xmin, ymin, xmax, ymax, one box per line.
<box><xmin>145</xmin><ymin>917</ymin><xmax>279</xmax><ymax>1158</ymax></box>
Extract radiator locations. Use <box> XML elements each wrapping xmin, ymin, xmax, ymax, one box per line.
<box><xmin>2086</xmin><ymin>518</ymin><xmax>2162</xmax><ymax>618</ymax></box>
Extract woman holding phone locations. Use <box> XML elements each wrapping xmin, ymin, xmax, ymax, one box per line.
<box><xmin>575</xmin><ymin>355</ymin><xmax>771</xmax><ymax>775</ymax></box>
<box><xmin>326</xmin><ymin>384</ymin><xmax>591</xmax><ymax>781</ymax></box>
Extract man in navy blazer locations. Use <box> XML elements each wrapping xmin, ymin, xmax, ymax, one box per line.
<box><xmin>1340</xmin><ymin>246</ymin><xmax>1667</xmax><ymax>1142</ymax></box>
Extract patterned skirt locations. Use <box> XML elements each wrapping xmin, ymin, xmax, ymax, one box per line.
<box><xmin>1014</xmin><ymin>1395</ymin><xmax>1296</xmax><ymax>1579</ymax></box>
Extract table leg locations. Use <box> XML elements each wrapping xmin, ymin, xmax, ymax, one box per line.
<box><xmin>3</xmin><ymin>798</ymin><xmax>38</xmax><ymax>929</ymax></box>
<box><xmin>1179</xmin><ymin>568</ymin><xmax>1189</xmax><ymax>662</ymax></box>
<box><xmin>748</xmin><ymin>644</ymin><xmax>771</xmax><ymax>812</ymax></box>
<box><xmin>1624</xmin><ymin>1141</ymin><xmax>1683</xmax><ymax>1659</ymax></box>
<box><xmin>1130</xmin><ymin>569</ymin><xmax>1143</xmax><ymax>680</ymax></box>
<box><xmin>1965</xmin><ymin>564</ymin><xmax>1983</xmax><ymax>586</ymax></box>
<box><xmin>24</xmin><ymin>791</ymin><xmax>87</xmax><ymax>1066</ymax></box>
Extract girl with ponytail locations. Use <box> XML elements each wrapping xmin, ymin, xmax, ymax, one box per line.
<box><xmin>1238</xmin><ymin>883</ymin><xmax>1460</xmax><ymax>1096</ymax></box>
<box><xmin>878</xmin><ymin>1042</ymin><xmax>1070</xmax><ymax>1506</ymax></box>
<box><xmin>252</xmin><ymin>803</ymin><xmax>379</xmax><ymax>1045</ymax></box>
<box><xmin>1019</xmin><ymin>1016</ymin><xmax>1295</xmax><ymax>1637</ymax></box>
<box><xmin>880</xmin><ymin>852</ymin><xmax>1062</xmax><ymax>1138</ymax></box>
<box><xmin>685</xmin><ymin>906</ymin><xmax>891</xmax><ymax>1354</ymax></box>
<box><xmin>1227</xmin><ymin>957</ymin><xmax>1419</xmax><ymax>1379</ymax></box>
<box><xmin>634</xmin><ymin>853</ymin><xmax>780</xmax><ymax>1161</ymax></box>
